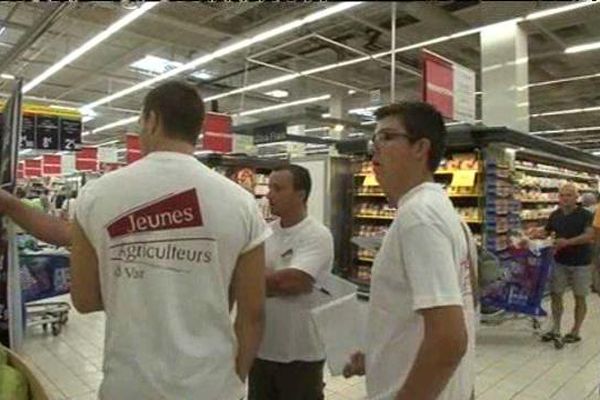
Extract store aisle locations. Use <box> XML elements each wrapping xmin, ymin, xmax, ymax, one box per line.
<box><xmin>19</xmin><ymin>294</ymin><xmax>600</xmax><ymax>400</ymax></box>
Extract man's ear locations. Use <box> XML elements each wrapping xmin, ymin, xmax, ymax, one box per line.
<box><xmin>147</xmin><ymin>111</ymin><xmax>159</xmax><ymax>135</ymax></box>
<box><xmin>414</xmin><ymin>138</ymin><xmax>432</xmax><ymax>164</ymax></box>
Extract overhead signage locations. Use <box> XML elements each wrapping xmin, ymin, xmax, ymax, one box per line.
<box><xmin>0</xmin><ymin>101</ymin><xmax>82</xmax><ymax>152</ymax></box>
<box><xmin>252</xmin><ymin>122</ymin><xmax>288</xmax><ymax>145</ymax></box>
<box><xmin>202</xmin><ymin>112</ymin><xmax>232</xmax><ymax>153</ymax></box>
<box><xmin>422</xmin><ymin>50</ymin><xmax>476</xmax><ymax>123</ymax></box>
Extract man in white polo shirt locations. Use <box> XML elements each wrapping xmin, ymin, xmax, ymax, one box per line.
<box><xmin>248</xmin><ymin>164</ymin><xmax>334</xmax><ymax>400</ymax></box>
<box><xmin>343</xmin><ymin>102</ymin><xmax>476</xmax><ymax>400</ymax></box>
<box><xmin>0</xmin><ymin>81</ymin><xmax>269</xmax><ymax>400</ymax></box>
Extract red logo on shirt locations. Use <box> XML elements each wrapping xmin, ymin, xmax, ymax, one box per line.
<box><xmin>107</xmin><ymin>189</ymin><xmax>203</xmax><ymax>239</ymax></box>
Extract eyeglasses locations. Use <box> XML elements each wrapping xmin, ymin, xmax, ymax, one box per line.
<box><xmin>370</xmin><ymin>130</ymin><xmax>414</xmax><ymax>146</ymax></box>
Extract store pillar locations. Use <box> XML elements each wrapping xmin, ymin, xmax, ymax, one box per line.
<box><xmin>480</xmin><ymin>20</ymin><xmax>529</xmax><ymax>133</ymax></box>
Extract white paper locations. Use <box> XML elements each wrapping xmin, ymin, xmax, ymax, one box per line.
<box><xmin>311</xmin><ymin>293</ymin><xmax>368</xmax><ymax>376</ymax></box>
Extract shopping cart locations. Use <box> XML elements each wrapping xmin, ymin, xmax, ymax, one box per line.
<box><xmin>480</xmin><ymin>245</ymin><xmax>555</xmax><ymax>344</ymax></box>
<box><xmin>19</xmin><ymin>252</ymin><xmax>70</xmax><ymax>336</ymax></box>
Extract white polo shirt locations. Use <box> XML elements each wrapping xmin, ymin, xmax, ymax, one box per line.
<box><xmin>75</xmin><ymin>151</ymin><xmax>270</xmax><ymax>400</ymax></box>
<box><xmin>366</xmin><ymin>182</ymin><xmax>475</xmax><ymax>400</ymax></box>
<box><xmin>258</xmin><ymin>216</ymin><xmax>334</xmax><ymax>363</ymax></box>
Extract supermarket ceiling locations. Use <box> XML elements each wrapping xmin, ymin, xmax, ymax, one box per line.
<box><xmin>2</xmin><ymin>1</ymin><xmax>600</xmax><ymax>152</ymax></box>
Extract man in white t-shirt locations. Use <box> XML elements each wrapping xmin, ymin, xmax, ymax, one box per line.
<box><xmin>0</xmin><ymin>81</ymin><xmax>269</xmax><ymax>400</ymax></box>
<box><xmin>248</xmin><ymin>164</ymin><xmax>334</xmax><ymax>400</ymax></box>
<box><xmin>343</xmin><ymin>102</ymin><xmax>476</xmax><ymax>400</ymax></box>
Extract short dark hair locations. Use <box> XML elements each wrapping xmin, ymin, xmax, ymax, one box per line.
<box><xmin>274</xmin><ymin>164</ymin><xmax>312</xmax><ymax>203</ymax></box>
<box><xmin>374</xmin><ymin>102</ymin><xmax>447</xmax><ymax>172</ymax></box>
<box><xmin>142</xmin><ymin>81</ymin><xmax>205</xmax><ymax>145</ymax></box>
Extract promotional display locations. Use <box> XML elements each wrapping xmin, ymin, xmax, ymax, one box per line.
<box><xmin>126</xmin><ymin>133</ymin><xmax>142</xmax><ymax>164</ymax></box>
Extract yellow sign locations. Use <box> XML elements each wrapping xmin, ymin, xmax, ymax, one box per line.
<box><xmin>451</xmin><ymin>170</ymin><xmax>476</xmax><ymax>187</ymax></box>
<box><xmin>363</xmin><ymin>174</ymin><xmax>379</xmax><ymax>187</ymax></box>
<box><xmin>0</xmin><ymin>101</ymin><xmax>81</xmax><ymax>119</ymax></box>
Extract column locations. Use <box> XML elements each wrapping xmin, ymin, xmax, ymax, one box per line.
<box><xmin>480</xmin><ymin>20</ymin><xmax>529</xmax><ymax>133</ymax></box>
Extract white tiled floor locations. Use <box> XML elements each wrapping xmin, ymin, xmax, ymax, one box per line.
<box><xmin>18</xmin><ymin>294</ymin><xmax>600</xmax><ymax>399</ymax></box>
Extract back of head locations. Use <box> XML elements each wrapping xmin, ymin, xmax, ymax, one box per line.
<box><xmin>581</xmin><ymin>192</ymin><xmax>597</xmax><ymax>208</ymax></box>
<box><xmin>374</xmin><ymin>102</ymin><xmax>447</xmax><ymax>172</ymax></box>
<box><xmin>142</xmin><ymin>81</ymin><xmax>205</xmax><ymax>145</ymax></box>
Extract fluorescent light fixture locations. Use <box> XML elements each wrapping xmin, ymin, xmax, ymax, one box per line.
<box><xmin>83</xmin><ymin>2</ymin><xmax>363</xmax><ymax>110</ymax></box>
<box><xmin>321</xmin><ymin>113</ymin><xmax>331</xmax><ymax>118</ymax></box>
<box><xmin>565</xmin><ymin>40</ymin><xmax>600</xmax><ymax>54</ymax></box>
<box><xmin>1</xmin><ymin>73</ymin><xmax>14</xmax><ymax>80</ymax></box>
<box><xmin>264</xmin><ymin>89</ymin><xmax>289</xmax><ymax>98</ymax></box>
<box><xmin>531</xmin><ymin>105</ymin><xmax>600</xmax><ymax>118</ymax></box>
<box><xmin>525</xmin><ymin>1</ymin><xmax>597</xmax><ymax>20</ymax></box>
<box><xmin>94</xmin><ymin>139</ymin><xmax>121</xmax><ymax>147</ymax></box>
<box><xmin>130</xmin><ymin>55</ymin><xmax>214</xmax><ymax>80</ymax></box>
<box><xmin>49</xmin><ymin>104</ymin><xmax>79</xmax><ymax>111</ymax></box>
<box><xmin>0</xmin><ymin>27</ymin><xmax>5</xmax><ymax>36</ymax></box>
<box><xmin>531</xmin><ymin>125</ymin><xmax>600</xmax><ymax>135</ymax></box>
<box><xmin>22</xmin><ymin>2</ymin><xmax>158</xmax><ymax>94</ymax></box>
<box><xmin>87</xmin><ymin>116</ymin><xmax>138</xmax><ymax>135</ymax></box>
<box><xmin>304</xmin><ymin>127</ymin><xmax>330</xmax><ymax>133</ymax></box>
<box><xmin>236</xmin><ymin>94</ymin><xmax>331</xmax><ymax>117</ymax></box>
<box><xmin>360</xmin><ymin>120</ymin><xmax>377</xmax><ymax>126</ymax></box>
<box><xmin>348</xmin><ymin>89</ymin><xmax>357</xmax><ymax>95</ymax></box>
<box><xmin>82</xmin><ymin>115</ymin><xmax>95</xmax><ymax>123</ymax></box>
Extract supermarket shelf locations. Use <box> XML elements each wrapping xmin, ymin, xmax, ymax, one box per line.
<box><xmin>348</xmin><ymin>277</ymin><xmax>371</xmax><ymax>289</ymax></box>
<box><xmin>436</xmin><ymin>169</ymin><xmax>482</xmax><ymax>175</ymax></box>
<box><xmin>355</xmin><ymin>214</ymin><xmax>395</xmax><ymax>220</ymax></box>
<box><xmin>519</xmin><ymin>199</ymin><xmax>558</xmax><ymax>204</ymax></box>
<box><xmin>357</xmin><ymin>256</ymin><xmax>375</xmax><ymax>263</ymax></box>
<box><xmin>521</xmin><ymin>216</ymin><xmax>550</xmax><ymax>221</ymax></box>
<box><xmin>355</xmin><ymin>193</ymin><xmax>386</xmax><ymax>197</ymax></box>
<box><xmin>448</xmin><ymin>193</ymin><xmax>483</xmax><ymax>198</ymax></box>
<box><xmin>516</xmin><ymin>165</ymin><xmax>596</xmax><ymax>182</ymax></box>
<box><xmin>464</xmin><ymin>218</ymin><xmax>483</xmax><ymax>224</ymax></box>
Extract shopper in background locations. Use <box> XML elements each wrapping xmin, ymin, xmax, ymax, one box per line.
<box><xmin>61</xmin><ymin>190</ymin><xmax>78</xmax><ymax>220</ymax></box>
<box><xmin>343</xmin><ymin>102</ymin><xmax>476</xmax><ymax>400</ymax></box>
<box><xmin>0</xmin><ymin>81</ymin><xmax>269</xmax><ymax>400</ymax></box>
<box><xmin>581</xmin><ymin>192</ymin><xmax>598</xmax><ymax>214</ymax></box>
<box><xmin>540</xmin><ymin>183</ymin><xmax>594</xmax><ymax>344</ymax></box>
<box><xmin>248</xmin><ymin>164</ymin><xmax>333</xmax><ymax>400</ymax></box>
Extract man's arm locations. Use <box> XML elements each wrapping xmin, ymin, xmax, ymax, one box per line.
<box><xmin>556</xmin><ymin>226</ymin><xmax>594</xmax><ymax>250</ymax></box>
<box><xmin>70</xmin><ymin>219</ymin><xmax>103</xmax><ymax>313</ymax></box>
<box><xmin>232</xmin><ymin>243</ymin><xmax>266</xmax><ymax>381</ymax></box>
<box><xmin>395</xmin><ymin>306</ymin><xmax>468</xmax><ymax>400</ymax></box>
<box><xmin>265</xmin><ymin>268</ymin><xmax>313</xmax><ymax>297</ymax></box>
<box><xmin>0</xmin><ymin>190</ymin><xmax>71</xmax><ymax>246</ymax></box>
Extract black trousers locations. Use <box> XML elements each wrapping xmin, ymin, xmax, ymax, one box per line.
<box><xmin>248</xmin><ymin>358</ymin><xmax>325</xmax><ymax>400</ymax></box>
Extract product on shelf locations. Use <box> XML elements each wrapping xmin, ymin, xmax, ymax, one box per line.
<box><xmin>354</xmin><ymin>202</ymin><xmax>396</xmax><ymax>218</ymax></box>
<box><xmin>457</xmin><ymin>207</ymin><xmax>482</xmax><ymax>222</ymax></box>
<box><xmin>354</xmin><ymin>224</ymin><xmax>388</xmax><ymax>238</ymax></box>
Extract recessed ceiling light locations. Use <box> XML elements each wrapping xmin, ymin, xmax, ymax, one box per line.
<box><xmin>264</xmin><ymin>89</ymin><xmax>289</xmax><ymax>98</ymax></box>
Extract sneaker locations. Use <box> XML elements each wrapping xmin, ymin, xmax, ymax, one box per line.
<box><xmin>563</xmin><ymin>333</ymin><xmax>581</xmax><ymax>343</ymax></box>
<box><xmin>541</xmin><ymin>331</ymin><xmax>560</xmax><ymax>342</ymax></box>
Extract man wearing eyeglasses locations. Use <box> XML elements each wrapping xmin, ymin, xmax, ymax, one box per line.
<box><xmin>343</xmin><ymin>102</ymin><xmax>476</xmax><ymax>400</ymax></box>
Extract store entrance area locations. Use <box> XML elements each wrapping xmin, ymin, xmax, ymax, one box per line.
<box><xmin>19</xmin><ymin>295</ymin><xmax>600</xmax><ymax>400</ymax></box>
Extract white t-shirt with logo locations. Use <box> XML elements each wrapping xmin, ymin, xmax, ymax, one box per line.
<box><xmin>258</xmin><ymin>216</ymin><xmax>334</xmax><ymax>363</ymax></box>
<box><xmin>366</xmin><ymin>182</ymin><xmax>475</xmax><ymax>400</ymax></box>
<box><xmin>75</xmin><ymin>151</ymin><xmax>270</xmax><ymax>400</ymax></box>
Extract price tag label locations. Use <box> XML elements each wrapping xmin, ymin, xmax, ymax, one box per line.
<box><xmin>363</xmin><ymin>174</ymin><xmax>379</xmax><ymax>187</ymax></box>
<box><xmin>451</xmin><ymin>170</ymin><xmax>476</xmax><ymax>187</ymax></box>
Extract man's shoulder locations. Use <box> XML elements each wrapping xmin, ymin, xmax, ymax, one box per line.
<box><xmin>304</xmin><ymin>217</ymin><xmax>333</xmax><ymax>240</ymax></box>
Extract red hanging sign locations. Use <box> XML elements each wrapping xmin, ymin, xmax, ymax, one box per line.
<box><xmin>24</xmin><ymin>159</ymin><xmax>42</xmax><ymax>178</ymax></box>
<box><xmin>422</xmin><ymin>52</ymin><xmax>454</xmax><ymax>119</ymax></box>
<box><xmin>75</xmin><ymin>146</ymin><xmax>98</xmax><ymax>171</ymax></box>
<box><xmin>42</xmin><ymin>154</ymin><xmax>62</xmax><ymax>176</ymax></box>
<box><xmin>126</xmin><ymin>134</ymin><xmax>142</xmax><ymax>164</ymax></box>
<box><xmin>202</xmin><ymin>112</ymin><xmax>232</xmax><ymax>153</ymax></box>
<box><xmin>17</xmin><ymin>161</ymin><xmax>24</xmax><ymax>180</ymax></box>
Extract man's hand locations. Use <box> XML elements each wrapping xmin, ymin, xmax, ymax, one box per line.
<box><xmin>343</xmin><ymin>351</ymin><xmax>365</xmax><ymax>378</ymax></box>
<box><xmin>555</xmin><ymin>238</ymin><xmax>570</xmax><ymax>251</ymax></box>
